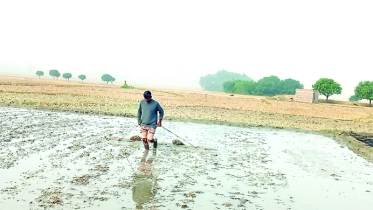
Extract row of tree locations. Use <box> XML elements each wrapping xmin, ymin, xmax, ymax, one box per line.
<box><xmin>36</xmin><ymin>70</ymin><xmax>87</xmax><ymax>82</ymax></box>
<box><xmin>101</xmin><ymin>74</ymin><xmax>116</xmax><ymax>84</ymax></box>
<box><xmin>222</xmin><ymin>76</ymin><xmax>304</xmax><ymax>95</ymax></box>
<box><xmin>199</xmin><ymin>70</ymin><xmax>304</xmax><ymax>95</ymax></box>
<box><xmin>199</xmin><ymin>70</ymin><xmax>251</xmax><ymax>92</ymax></box>
<box><xmin>35</xmin><ymin>70</ymin><xmax>114</xmax><ymax>84</ymax></box>
<box><xmin>199</xmin><ymin>70</ymin><xmax>373</xmax><ymax>106</ymax></box>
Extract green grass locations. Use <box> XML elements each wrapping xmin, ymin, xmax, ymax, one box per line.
<box><xmin>120</xmin><ymin>84</ymin><xmax>134</xmax><ymax>89</ymax></box>
<box><xmin>160</xmin><ymin>91</ymin><xmax>182</xmax><ymax>97</ymax></box>
<box><xmin>260</xmin><ymin>99</ymin><xmax>271</xmax><ymax>104</ymax></box>
<box><xmin>21</xmin><ymin>101</ymin><xmax>38</xmax><ymax>106</ymax></box>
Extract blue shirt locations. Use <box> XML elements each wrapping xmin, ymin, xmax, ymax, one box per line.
<box><xmin>137</xmin><ymin>99</ymin><xmax>164</xmax><ymax>128</ymax></box>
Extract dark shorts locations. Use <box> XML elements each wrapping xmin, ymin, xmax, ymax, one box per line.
<box><xmin>140</xmin><ymin>126</ymin><xmax>156</xmax><ymax>134</ymax></box>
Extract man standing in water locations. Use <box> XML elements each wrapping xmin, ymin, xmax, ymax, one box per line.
<box><xmin>137</xmin><ymin>90</ymin><xmax>164</xmax><ymax>150</ymax></box>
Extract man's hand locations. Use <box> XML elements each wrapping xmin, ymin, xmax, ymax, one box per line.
<box><xmin>157</xmin><ymin>120</ymin><xmax>162</xmax><ymax>127</ymax></box>
<box><xmin>138</xmin><ymin>121</ymin><xmax>141</xmax><ymax>125</ymax></box>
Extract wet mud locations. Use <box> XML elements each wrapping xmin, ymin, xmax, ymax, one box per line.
<box><xmin>1</xmin><ymin>107</ymin><xmax>373</xmax><ymax>209</ymax></box>
<box><xmin>346</xmin><ymin>132</ymin><xmax>373</xmax><ymax>147</ymax></box>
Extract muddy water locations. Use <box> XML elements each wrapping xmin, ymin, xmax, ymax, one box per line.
<box><xmin>0</xmin><ymin>107</ymin><xmax>372</xmax><ymax>210</ymax></box>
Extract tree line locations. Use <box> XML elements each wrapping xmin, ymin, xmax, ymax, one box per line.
<box><xmin>199</xmin><ymin>70</ymin><xmax>373</xmax><ymax>106</ymax></box>
<box><xmin>222</xmin><ymin>75</ymin><xmax>304</xmax><ymax>96</ymax></box>
<box><xmin>35</xmin><ymin>70</ymin><xmax>115</xmax><ymax>85</ymax></box>
<box><xmin>199</xmin><ymin>70</ymin><xmax>303</xmax><ymax>95</ymax></box>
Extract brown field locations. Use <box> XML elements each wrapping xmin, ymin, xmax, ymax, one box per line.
<box><xmin>1</xmin><ymin>75</ymin><xmax>373</xmax><ymax>161</ymax></box>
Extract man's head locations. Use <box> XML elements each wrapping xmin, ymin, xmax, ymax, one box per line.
<box><xmin>143</xmin><ymin>90</ymin><xmax>152</xmax><ymax>102</ymax></box>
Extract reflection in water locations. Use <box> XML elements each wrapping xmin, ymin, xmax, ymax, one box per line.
<box><xmin>132</xmin><ymin>150</ymin><xmax>158</xmax><ymax>209</ymax></box>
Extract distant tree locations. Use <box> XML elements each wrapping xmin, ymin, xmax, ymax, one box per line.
<box><xmin>55</xmin><ymin>71</ymin><xmax>61</xmax><ymax>80</ymax></box>
<box><xmin>36</xmin><ymin>71</ymin><xmax>44</xmax><ymax>79</ymax></box>
<box><xmin>221</xmin><ymin>76</ymin><xmax>303</xmax><ymax>96</ymax></box>
<box><xmin>110</xmin><ymin>77</ymin><xmax>115</xmax><ymax>84</ymax></box>
<box><xmin>312</xmin><ymin>78</ymin><xmax>342</xmax><ymax>101</ymax></box>
<box><xmin>349</xmin><ymin>95</ymin><xmax>361</xmax><ymax>102</ymax></box>
<box><xmin>49</xmin><ymin>70</ymin><xmax>55</xmax><ymax>79</ymax></box>
<box><xmin>101</xmin><ymin>74</ymin><xmax>113</xmax><ymax>84</ymax></box>
<box><xmin>199</xmin><ymin>70</ymin><xmax>252</xmax><ymax>92</ymax></box>
<box><xmin>234</xmin><ymin>80</ymin><xmax>255</xmax><ymax>94</ymax></box>
<box><xmin>78</xmin><ymin>74</ymin><xmax>86</xmax><ymax>83</ymax></box>
<box><xmin>49</xmin><ymin>69</ymin><xmax>60</xmax><ymax>80</ymax></box>
<box><xmin>62</xmin><ymin>73</ymin><xmax>72</xmax><ymax>81</ymax></box>
<box><xmin>235</xmin><ymin>80</ymin><xmax>256</xmax><ymax>95</ymax></box>
<box><xmin>223</xmin><ymin>80</ymin><xmax>257</xmax><ymax>95</ymax></box>
<box><xmin>255</xmin><ymin>75</ymin><xmax>281</xmax><ymax>96</ymax></box>
<box><xmin>222</xmin><ymin>80</ymin><xmax>236</xmax><ymax>93</ymax></box>
<box><xmin>279</xmin><ymin>78</ymin><xmax>304</xmax><ymax>94</ymax></box>
<box><xmin>354</xmin><ymin>81</ymin><xmax>373</xmax><ymax>106</ymax></box>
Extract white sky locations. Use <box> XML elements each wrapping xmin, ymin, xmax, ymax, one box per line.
<box><xmin>1</xmin><ymin>0</ymin><xmax>372</xmax><ymax>100</ymax></box>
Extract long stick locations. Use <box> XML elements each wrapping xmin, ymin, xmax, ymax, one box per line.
<box><xmin>162</xmin><ymin>126</ymin><xmax>196</xmax><ymax>147</ymax></box>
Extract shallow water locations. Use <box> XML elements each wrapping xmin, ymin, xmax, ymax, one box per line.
<box><xmin>0</xmin><ymin>107</ymin><xmax>372</xmax><ymax>210</ymax></box>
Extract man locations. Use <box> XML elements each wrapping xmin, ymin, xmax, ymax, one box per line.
<box><xmin>137</xmin><ymin>90</ymin><xmax>164</xmax><ymax>150</ymax></box>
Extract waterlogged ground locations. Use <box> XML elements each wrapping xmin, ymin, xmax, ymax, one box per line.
<box><xmin>1</xmin><ymin>107</ymin><xmax>373</xmax><ymax>210</ymax></box>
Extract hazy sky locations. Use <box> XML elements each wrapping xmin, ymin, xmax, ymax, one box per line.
<box><xmin>1</xmin><ymin>0</ymin><xmax>372</xmax><ymax>100</ymax></box>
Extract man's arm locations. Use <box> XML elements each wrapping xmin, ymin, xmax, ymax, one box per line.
<box><xmin>157</xmin><ymin>103</ymin><xmax>164</xmax><ymax>126</ymax></box>
<box><xmin>157</xmin><ymin>103</ymin><xmax>164</xmax><ymax>120</ymax></box>
<box><xmin>137</xmin><ymin>102</ymin><xmax>142</xmax><ymax>124</ymax></box>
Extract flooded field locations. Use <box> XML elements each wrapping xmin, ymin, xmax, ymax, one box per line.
<box><xmin>1</xmin><ymin>107</ymin><xmax>372</xmax><ymax>210</ymax></box>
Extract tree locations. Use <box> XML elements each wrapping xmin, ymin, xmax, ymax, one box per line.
<box><xmin>312</xmin><ymin>78</ymin><xmax>342</xmax><ymax>101</ymax></box>
<box><xmin>349</xmin><ymin>95</ymin><xmax>361</xmax><ymax>102</ymax></box>
<box><xmin>62</xmin><ymin>73</ymin><xmax>72</xmax><ymax>81</ymax></box>
<box><xmin>241</xmin><ymin>80</ymin><xmax>256</xmax><ymax>95</ymax></box>
<box><xmin>354</xmin><ymin>81</ymin><xmax>373</xmax><ymax>106</ymax></box>
<box><xmin>222</xmin><ymin>80</ymin><xmax>236</xmax><ymax>93</ymax></box>
<box><xmin>78</xmin><ymin>74</ymin><xmax>86</xmax><ymax>83</ymax></box>
<box><xmin>222</xmin><ymin>79</ymin><xmax>256</xmax><ymax>94</ymax></box>
<box><xmin>234</xmin><ymin>80</ymin><xmax>256</xmax><ymax>95</ymax></box>
<box><xmin>110</xmin><ymin>77</ymin><xmax>115</xmax><ymax>84</ymax></box>
<box><xmin>279</xmin><ymin>78</ymin><xmax>304</xmax><ymax>94</ymax></box>
<box><xmin>101</xmin><ymin>74</ymin><xmax>113</xmax><ymax>84</ymax></box>
<box><xmin>49</xmin><ymin>69</ymin><xmax>60</xmax><ymax>80</ymax></box>
<box><xmin>36</xmin><ymin>71</ymin><xmax>44</xmax><ymax>79</ymax></box>
<box><xmin>199</xmin><ymin>70</ymin><xmax>252</xmax><ymax>92</ymax></box>
<box><xmin>55</xmin><ymin>71</ymin><xmax>61</xmax><ymax>80</ymax></box>
<box><xmin>255</xmin><ymin>75</ymin><xmax>281</xmax><ymax>96</ymax></box>
<box><xmin>221</xmin><ymin>76</ymin><xmax>302</xmax><ymax>96</ymax></box>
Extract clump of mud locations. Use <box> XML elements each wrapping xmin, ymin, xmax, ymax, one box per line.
<box><xmin>1</xmin><ymin>186</ymin><xmax>20</xmax><ymax>195</ymax></box>
<box><xmin>172</xmin><ymin>139</ymin><xmax>184</xmax><ymax>145</ymax></box>
<box><xmin>67</xmin><ymin>141</ymin><xmax>86</xmax><ymax>150</ymax></box>
<box><xmin>341</xmin><ymin>131</ymin><xmax>373</xmax><ymax>147</ymax></box>
<box><xmin>105</xmin><ymin>134</ymin><xmax>126</xmax><ymax>141</ymax></box>
<box><xmin>89</xmin><ymin>165</ymin><xmax>109</xmax><ymax>174</ymax></box>
<box><xmin>35</xmin><ymin>188</ymin><xmax>63</xmax><ymax>208</ymax></box>
<box><xmin>0</xmin><ymin>157</ymin><xmax>15</xmax><ymax>169</ymax></box>
<box><xmin>71</xmin><ymin>174</ymin><xmax>98</xmax><ymax>185</ymax></box>
<box><xmin>113</xmin><ymin>181</ymin><xmax>132</xmax><ymax>188</ymax></box>
<box><xmin>89</xmin><ymin>196</ymin><xmax>108</xmax><ymax>201</ymax></box>
<box><xmin>130</xmin><ymin>135</ymin><xmax>141</xmax><ymax>141</ymax></box>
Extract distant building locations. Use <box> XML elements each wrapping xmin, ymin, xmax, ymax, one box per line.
<box><xmin>295</xmin><ymin>89</ymin><xmax>319</xmax><ymax>103</ymax></box>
